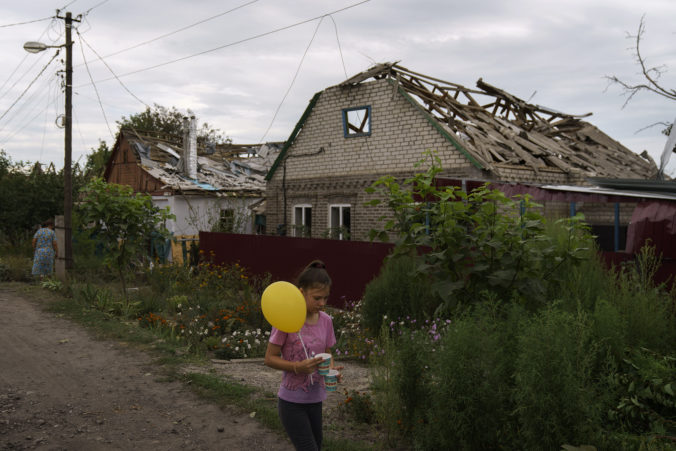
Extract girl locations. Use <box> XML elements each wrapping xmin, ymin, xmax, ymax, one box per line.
<box><xmin>264</xmin><ymin>260</ymin><xmax>342</xmax><ymax>451</ymax></box>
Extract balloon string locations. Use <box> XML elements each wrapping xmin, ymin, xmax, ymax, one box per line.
<box><xmin>297</xmin><ymin>330</ymin><xmax>313</xmax><ymax>385</ymax></box>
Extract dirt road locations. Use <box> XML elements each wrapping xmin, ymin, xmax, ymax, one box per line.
<box><xmin>0</xmin><ymin>285</ymin><xmax>293</xmax><ymax>451</ymax></box>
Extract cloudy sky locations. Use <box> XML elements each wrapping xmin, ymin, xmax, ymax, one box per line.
<box><xmin>1</xmin><ymin>0</ymin><xmax>675</xmax><ymax>174</ymax></box>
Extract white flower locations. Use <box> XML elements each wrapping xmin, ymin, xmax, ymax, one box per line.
<box><xmin>204</xmin><ymin>329</ymin><xmax>208</xmax><ymax>335</ymax></box>
<box><xmin>265</xmin><ymin>331</ymin><xmax>270</xmax><ymax>336</ymax></box>
<box><xmin>245</xmin><ymin>330</ymin><xmax>250</xmax><ymax>336</ymax></box>
<box><xmin>256</xmin><ymin>328</ymin><xmax>261</xmax><ymax>335</ymax></box>
<box><xmin>235</xmin><ymin>346</ymin><xmax>239</xmax><ymax>351</ymax></box>
<box><xmin>247</xmin><ymin>343</ymin><xmax>251</xmax><ymax>349</ymax></box>
<box><xmin>177</xmin><ymin>303</ymin><xmax>182</xmax><ymax>308</ymax></box>
<box><xmin>221</xmin><ymin>337</ymin><xmax>227</xmax><ymax>343</ymax></box>
<box><xmin>254</xmin><ymin>339</ymin><xmax>260</xmax><ymax>345</ymax></box>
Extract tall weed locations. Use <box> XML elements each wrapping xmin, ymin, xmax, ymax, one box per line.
<box><xmin>418</xmin><ymin>302</ymin><xmax>520</xmax><ymax>450</ymax></box>
<box><xmin>513</xmin><ymin>307</ymin><xmax>607</xmax><ymax>450</ymax></box>
<box><xmin>361</xmin><ymin>254</ymin><xmax>439</xmax><ymax>332</ymax></box>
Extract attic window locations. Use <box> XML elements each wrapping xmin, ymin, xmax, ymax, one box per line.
<box><xmin>342</xmin><ymin>106</ymin><xmax>371</xmax><ymax>137</ymax></box>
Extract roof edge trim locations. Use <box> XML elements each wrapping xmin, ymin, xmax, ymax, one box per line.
<box><xmin>386</xmin><ymin>78</ymin><xmax>484</xmax><ymax>170</ymax></box>
<box><xmin>265</xmin><ymin>91</ymin><xmax>323</xmax><ymax>181</ymax></box>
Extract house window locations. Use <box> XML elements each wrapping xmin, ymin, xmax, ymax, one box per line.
<box><xmin>219</xmin><ymin>209</ymin><xmax>235</xmax><ymax>233</ymax></box>
<box><xmin>293</xmin><ymin>204</ymin><xmax>312</xmax><ymax>237</ymax></box>
<box><xmin>342</xmin><ymin>106</ymin><xmax>371</xmax><ymax>137</ymax></box>
<box><xmin>329</xmin><ymin>204</ymin><xmax>351</xmax><ymax>240</ymax></box>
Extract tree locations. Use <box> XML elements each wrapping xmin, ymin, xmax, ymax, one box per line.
<box><xmin>81</xmin><ymin>140</ymin><xmax>111</xmax><ymax>180</ymax></box>
<box><xmin>0</xmin><ymin>151</ymin><xmax>63</xmax><ymax>239</ymax></box>
<box><xmin>116</xmin><ymin>104</ymin><xmax>231</xmax><ymax>146</ymax></box>
<box><xmin>605</xmin><ymin>15</ymin><xmax>676</xmax><ymax>133</ymax></box>
<box><xmin>77</xmin><ymin>178</ymin><xmax>175</xmax><ymax>301</ymax></box>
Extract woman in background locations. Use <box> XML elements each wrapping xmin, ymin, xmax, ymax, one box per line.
<box><xmin>32</xmin><ymin>219</ymin><xmax>58</xmax><ymax>278</ymax></box>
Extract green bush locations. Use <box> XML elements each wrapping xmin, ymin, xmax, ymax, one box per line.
<box><xmin>513</xmin><ymin>307</ymin><xmax>607</xmax><ymax>450</ymax></box>
<box><xmin>0</xmin><ymin>255</ymin><xmax>32</xmax><ymax>281</ymax></box>
<box><xmin>361</xmin><ymin>254</ymin><xmax>440</xmax><ymax>332</ymax></box>
<box><xmin>418</xmin><ymin>302</ymin><xmax>519</xmax><ymax>450</ymax></box>
<box><xmin>607</xmin><ymin>347</ymin><xmax>676</xmax><ymax>442</ymax></box>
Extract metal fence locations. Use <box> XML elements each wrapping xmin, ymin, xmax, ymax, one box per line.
<box><xmin>198</xmin><ymin>232</ymin><xmax>394</xmax><ymax>308</ymax></box>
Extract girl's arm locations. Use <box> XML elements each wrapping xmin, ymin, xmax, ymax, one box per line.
<box><xmin>264</xmin><ymin>342</ymin><xmax>323</xmax><ymax>375</ymax></box>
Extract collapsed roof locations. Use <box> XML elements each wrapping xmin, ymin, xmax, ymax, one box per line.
<box><xmin>109</xmin><ymin>129</ymin><xmax>282</xmax><ymax>196</ymax></box>
<box><xmin>339</xmin><ymin>63</ymin><xmax>657</xmax><ymax>179</ymax></box>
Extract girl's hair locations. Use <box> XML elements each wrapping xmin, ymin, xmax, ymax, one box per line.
<box><xmin>296</xmin><ymin>260</ymin><xmax>331</xmax><ymax>290</ymax></box>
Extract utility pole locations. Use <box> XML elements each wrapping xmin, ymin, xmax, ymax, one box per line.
<box><xmin>24</xmin><ymin>10</ymin><xmax>81</xmax><ymax>275</ymax></box>
<box><xmin>62</xmin><ymin>11</ymin><xmax>74</xmax><ymax>271</ymax></box>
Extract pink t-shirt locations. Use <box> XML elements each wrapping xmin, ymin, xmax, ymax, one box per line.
<box><xmin>269</xmin><ymin>311</ymin><xmax>336</xmax><ymax>403</ymax></box>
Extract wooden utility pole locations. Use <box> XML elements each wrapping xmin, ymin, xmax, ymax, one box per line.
<box><xmin>58</xmin><ymin>10</ymin><xmax>79</xmax><ymax>271</ymax></box>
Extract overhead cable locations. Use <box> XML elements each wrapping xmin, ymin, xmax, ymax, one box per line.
<box><xmin>76</xmin><ymin>30</ymin><xmax>114</xmax><ymax>139</ymax></box>
<box><xmin>77</xmin><ymin>30</ymin><xmax>149</xmax><ymax>109</ymax></box>
<box><xmin>259</xmin><ymin>16</ymin><xmax>325</xmax><ymax>144</ymax></box>
<box><xmin>75</xmin><ymin>0</ymin><xmax>371</xmax><ymax>87</ymax></box>
<box><xmin>83</xmin><ymin>0</ymin><xmax>110</xmax><ymax>16</ymax></box>
<box><xmin>0</xmin><ymin>18</ymin><xmax>59</xmax><ymax>99</ymax></box>
<box><xmin>0</xmin><ymin>50</ymin><xmax>61</xmax><ymax>125</ymax></box>
<box><xmin>0</xmin><ymin>17</ymin><xmax>53</xmax><ymax>28</ymax></box>
<box><xmin>329</xmin><ymin>15</ymin><xmax>348</xmax><ymax>79</ymax></box>
<box><xmin>76</xmin><ymin>0</ymin><xmax>259</xmax><ymax>67</ymax></box>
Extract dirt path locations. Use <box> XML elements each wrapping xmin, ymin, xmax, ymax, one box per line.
<box><xmin>0</xmin><ymin>285</ymin><xmax>294</xmax><ymax>451</ymax></box>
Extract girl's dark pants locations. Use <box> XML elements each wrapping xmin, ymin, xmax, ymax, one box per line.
<box><xmin>278</xmin><ymin>398</ymin><xmax>323</xmax><ymax>451</ymax></box>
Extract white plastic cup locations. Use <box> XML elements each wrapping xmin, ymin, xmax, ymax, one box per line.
<box><xmin>316</xmin><ymin>353</ymin><xmax>331</xmax><ymax>375</ymax></box>
<box><xmin>324</xmin><ymin>369</ymin><xmax>339</xmax><ymax>392</ymax></box>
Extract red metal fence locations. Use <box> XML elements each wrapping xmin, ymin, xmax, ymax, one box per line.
<box><xmin>199</xmin><ymin>232</ymin><xmax>394</xmax><ymax>308</ymax></box>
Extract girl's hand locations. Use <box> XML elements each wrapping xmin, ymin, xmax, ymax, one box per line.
<box><xmin>294</xmin><ymin>356</ymin><xmax>324</xmax><ymax>375</ymax></box>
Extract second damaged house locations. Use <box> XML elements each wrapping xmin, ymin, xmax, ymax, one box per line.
<box><xmin>104</xmin><ymin>125</ymin><xmax>281</xmax><ymax>260</ymax></box>
<box><xmin>264</xmin><ymin>62</ymin><xmax>658</xmax><ymax>243</ymax></box>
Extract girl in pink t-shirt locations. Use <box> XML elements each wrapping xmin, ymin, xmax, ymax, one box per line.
<box><xmin>264</xmin><ymin>260</ymin><xmax>342</xmax><ymax>450</ymax></box>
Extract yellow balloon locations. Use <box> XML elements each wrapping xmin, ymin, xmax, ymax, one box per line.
<box><xmin>261</xmin><ymin>281</ymin><xmax>306</xmax><ymax>333</ymax></box>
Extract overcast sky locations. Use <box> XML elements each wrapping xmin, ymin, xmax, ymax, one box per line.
<box><xmin>1</xmin><ymin>0</ymin><xmax>675</xmax><ymax>175</ymax></box>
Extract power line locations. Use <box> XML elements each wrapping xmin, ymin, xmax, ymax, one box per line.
<box><xmin>0</xmin><ymin>18</ymin><xmax>60</xmax><ymax>102</ymax></box>
<box><xmin>329</xmin><ymin>15</ymin><xmax>348</xmax><ymax>79</ymax></box>
<box><xmin>76</xmin><ymin>0</ymin><xmax>259</xmax><ymax>66</ymax></box>
<box><xmin>0</xmin><ymin>17</ymin><xmax>53</xmax><ymax>28</ymax></box>
<box><xmin>75</xmin><ymin>0</ymin><xmax>371</xmax><ymax>87</ymax></box>
<box><xmin>82</xmin><ymin>0</ymin><xmax>110</xmax><ymax>16</ymax></box>
<box><xmin>259</xmin><ymin>16</ymin><xmax>325</xmax><ymax>144</ymax></box>
<box><xmin>77</xmin><ymin>30</ymin><xmax>149</xmax><ymax>109</ymax></box>
<box><xmin>76</xmin><ymin>30</ymin><xmax>113</xmax><ymax>139</ymax></box>
<box><xmin>0</xmin><ymin>50</ymin><xmax>61</xmax><ymax>125</ymax></box>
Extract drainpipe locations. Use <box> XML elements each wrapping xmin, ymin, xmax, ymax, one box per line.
<box><xmin>281</xmin><ymin>159</ymin><xmax>287</xmax><ymax>236</ymax></box>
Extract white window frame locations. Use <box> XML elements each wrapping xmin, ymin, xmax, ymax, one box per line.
<box><xmin>328</xmin><ymin>204</ymin><xmax>351</xmax><ymax>240</ymax></box>
<box><xmin>292</xmin><ymin>204</ymin><xmax>312</xmax><ymax>237</ymax></box>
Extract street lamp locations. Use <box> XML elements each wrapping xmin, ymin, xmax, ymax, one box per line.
<box><xmin>24</xmin><ymin>11</ymin><xmax>79</xmax><ymax>274</ymax></box>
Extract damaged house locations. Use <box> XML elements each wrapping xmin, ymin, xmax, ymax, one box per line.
<box><xmin>104</xmin><ymin>120</ymin><xmax>281</xmax><ymax>260</ymax></box>
<box><xmin>264</xmin><ymin>62</ymin><xmax>659</xmax><ymax>246</ymax></box>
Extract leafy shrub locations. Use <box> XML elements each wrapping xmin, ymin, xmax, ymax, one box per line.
<box><xmin>361</xmin><ymin>254</ymin><xmax>439</xmax><ymax>332</ymax></box>
<box><xmin>513</xmin><ymin>307</ymin><xmax>607</xmax><ymax>450</ymax></box>
<box><xmin>417</xmin><ymin>302</ymin><xmax>519</xmax><ymax>450</ymax></box>
<box><xmin>337</xmin><ymin>390</ymin><xmax>376</xmax><ymax>425</ymax></box>
<box><xmin>0</xmin><ymin>256</ymin><xmax>32</xmax><ymax>281</ymax></box>
<box><xmin>366</xmin><ymin>151</ymin><xmax>592</xmax><ymax>314</ymax></box>
<box><xmin>608</xmin><ymin>347</ymin><xmax>676</xmax><ymax>439</ymax></box>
